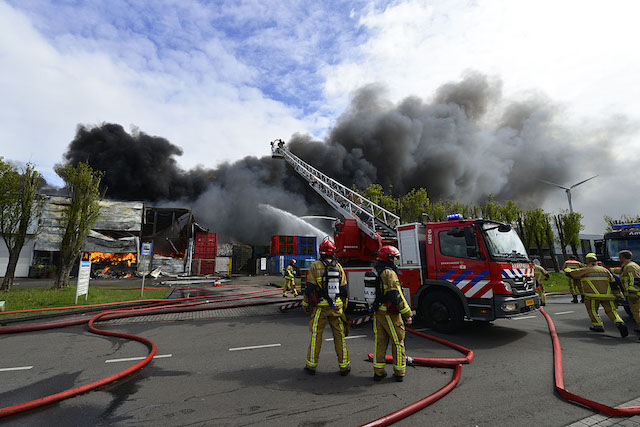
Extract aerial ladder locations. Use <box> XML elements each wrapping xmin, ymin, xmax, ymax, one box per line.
<box><xmin>270</xmin><ymin>139</ymin><xmax>399</xmax><ymax>250</ymax></box>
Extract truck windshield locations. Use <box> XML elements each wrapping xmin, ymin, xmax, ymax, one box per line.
<box><xmin>606</xmin><ymin>239</ymin><xmax>640</xmax><ymax>261</ymax></box>
<box><xmin>481</xmin><ymin>223</ymin><xmax>529</xmax><ymax>261</ymax></box>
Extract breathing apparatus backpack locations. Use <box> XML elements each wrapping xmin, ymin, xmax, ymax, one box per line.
<box><xmin>364</xmin><ymin>265</ymin><xmax>399</xmax><ymax>313</ymax></box>
<box><xmin>305</xmin><ymin>258</ymin><xmax>341</xmax><ymax>307</ymax></box>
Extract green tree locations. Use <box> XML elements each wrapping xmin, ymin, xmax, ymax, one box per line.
<box><xmin>542</xmin><ymin>213</ymin><xmax>560</xmax><ymax>271</ymax></box>
<box><xmin>560</xmin><ymin>211</ymin><xmax>584</xmax><ymax>258</ymax></box>
<box><xmin>479</xmin><ymin>194</ymin><xmax>502</xmax><ymax>221</ymax></box>
<box><xmin>523</xmin><ymin>208</ymin><xmax>547</xmax><ymax>260</ymax></box>
<box><xmin>358</xmin><ymin>184</ymin><xmax>398</xmax><ymax>215</ymax></box>
<box><xmin>53</xmin><ymin>162</ymin><xmax>104</xmax><ymax>289</ymax></box>
<box><xmin>501</xmin><ymin>200</ymin><xmax>520</xmax><ymax>227</ymax></box>
<box><xmin>554</xmin><ymin>211</ymin><xmax>584</xmax><ymax>258</ymax></box>
<box><xmin>0</xmin><ymin>160</ymin><xmax>44</xmax><ymax>291</ymax></box>
<box><xmin>399</xmin><ymin>188</ymin><xmax>429</xmax><ymax>223</ymax></box>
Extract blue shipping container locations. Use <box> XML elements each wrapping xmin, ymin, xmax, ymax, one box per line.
<box><xmin>267</xmin><ymin>254</ymin><xmax>317</xmax><ymax>275</ymax></box>
<box><xmin>296</xmin><ymin>236</ymin><xmax>317</xmax><ymax>256</ymax></box>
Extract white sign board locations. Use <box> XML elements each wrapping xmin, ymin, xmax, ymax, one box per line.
<box><xmin>260</xmin><ymin>257</ymin><xmax>267</xmax><ymax>271</ymax></box>
<box><xmin>76</xmin><ymin>260</ymin><xmax>91</xmax><ymax>304</ymax></box>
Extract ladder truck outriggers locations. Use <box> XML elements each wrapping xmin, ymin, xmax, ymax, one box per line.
<box><xmin>271</xmin><ymin>139</ymin><xmax>540</xmax><ymax>332</ymax></box>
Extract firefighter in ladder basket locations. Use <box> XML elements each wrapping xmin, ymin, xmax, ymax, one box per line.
<box><xmin>283</xmin><ymin>259</ymin><xmax>299</xmax><ymax>297</ymax></box>
<box><xmin>371</xmin><ymin>245</ymin><xmax>413</xmax><ymax>382</ymax></box>
<box><xmin>302</xmin><ymin>238</ymin><xmax>350</xmax><ymax>376</ymax></box>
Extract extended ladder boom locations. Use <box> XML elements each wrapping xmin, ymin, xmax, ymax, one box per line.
<box><xmin>271</xmin><ymin>139</ymin><xmax>399</xmax><ymax>240</ymax></box>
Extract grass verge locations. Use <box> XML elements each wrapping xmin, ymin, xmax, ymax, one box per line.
<box><xmin>540</xmin><ymin>272</ymin><xmax>570</xmax><ymax>293</ymax></box>
<box><xmin>0</xmin><ymin>286</ymin><xmax>168</xmax><ymax>314</ymax></box>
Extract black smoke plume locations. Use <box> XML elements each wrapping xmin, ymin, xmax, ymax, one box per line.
<box><xmin>60</xmin><ymin>72</ymin><xmax>617</xmax><ymax>243</ymax></box>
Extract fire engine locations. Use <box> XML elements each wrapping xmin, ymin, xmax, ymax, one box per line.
<box><xmin>271</xmin><ymin>140</ymin><xmax>540</xmax><ymax>332</ymax></box>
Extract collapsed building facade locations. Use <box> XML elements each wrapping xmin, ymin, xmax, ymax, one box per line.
<box><xmin>30</xmin><ymin>196</ymin><xmax>201</xmax><ymax>278</ymax></box>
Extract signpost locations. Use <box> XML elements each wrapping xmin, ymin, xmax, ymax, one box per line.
<box><xmin>140</xmin><ymin>242</ymin><xmax>152</xmax><ymax>297</ymax></box>
<box><xmin>76</xmin><ymin>259</ymin><xmax>91</xmax><ymax>304</ymax></box>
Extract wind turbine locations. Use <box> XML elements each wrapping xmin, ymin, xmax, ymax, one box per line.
<box><xmin>537</xmin><ymin>175</ymin><xmax>598</xmax><ymax>213</ymax></box>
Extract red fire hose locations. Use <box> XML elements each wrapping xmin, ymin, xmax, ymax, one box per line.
<box><xmin>360</xmin><ymin>328</ymin><xmax>473</xmax><ymax>427</ymax></box>
<box><xmin>0</xmin><ymin>290</ymin><xmax>299</xmax><ymax>418</ymax></box>
<box><xmin>539</xmin><ymin>307</ymin><xmax>640</xmax><ymax>417</ymax></box>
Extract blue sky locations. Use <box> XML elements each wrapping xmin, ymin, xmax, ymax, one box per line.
<box><xmin>2</xmin><ymin>0</ymin><xmax>640</xmax><ymax>231</ymax></box>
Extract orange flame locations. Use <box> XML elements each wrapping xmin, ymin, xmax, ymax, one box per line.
<box><xmin>84</xmin><ymin>252</ymin><xmax>137</xmax><ymax>265</ymax></box>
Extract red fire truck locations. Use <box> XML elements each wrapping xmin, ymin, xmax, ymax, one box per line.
<box><xmin>271</xmin><ymin>140</ymin><xmax>540</xmax><ymax>332</ymax></box>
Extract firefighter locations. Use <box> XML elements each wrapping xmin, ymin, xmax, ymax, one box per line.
<box><xmin>533</xmin><ymin>259</ymin><xmax>550</xmax><ymax>306</ymax></box>
<box><xmin>302</xmin><ymin>238</ymin><xmax>350</xmax><ymax>376</ymax></box>
<box><xmin>283</xmin><ymin>259</ymin><xmax>299</xmax><ymax>297</ymax></box>
<box><xmin>372</xmin><ymin>245</ymin><xmax>413</xmax><ymax>382</ymax></box>
<box><xmin>613</xmin><ymin>250</ymin><xmax>640</xmax><ymax>337</ymax></box>
<box><xmin>567</xmin><ymin>253</ymin><xmax>628</xmax><ymax>337</ymax></box>
<box><xmin>562</xmin><ymin>255</ymin><xmax>585</xmax><ymax>303</ymax></box>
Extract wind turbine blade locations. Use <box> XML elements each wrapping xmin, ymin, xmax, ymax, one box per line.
<box><xmin>537</xmin><ymin>179</ymin><xmax>569</xmax><ymax>190</ymax></box>
<box><xmin>570</xmin><ymin>175</ymin><xmax>598</xmax><ymax>189</ymax></box>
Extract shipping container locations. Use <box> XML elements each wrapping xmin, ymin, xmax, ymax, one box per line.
<box><xmin>270</xmin><ymin>235</ymin><xmax>298</xmax><ymax>255</ymax></box>
<box><xmin>297</xmin><ymin>236</ymin><xmax>317</xmax><ymax>256</ymax></box>
<box><xmin>194</xmin><ymin>232</ymin><xmax>217</xmax><ymax>259</ymax></box>
<box><xmin>252</xmin><ymin>245</ymin><xmax>270</xmax><ymax>257</ymax></box>
<box><xmin>192</xmin><ymin>259</ymin><xmax>215</xmax><ymax>275</ymax></box>
<box><xmin>266</xmin><ymin>254</ymin><xmax>316</xmax><ymax>275</ymax></box>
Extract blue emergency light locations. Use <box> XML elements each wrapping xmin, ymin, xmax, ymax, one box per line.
<box><xmin>447</xmin><ymin>213</ymin><xmax>463</xmax><ymax>220</ymax></box>
<box><xmin>612</xmin><ymin>223</ymin><xmax>640</xmax><ymax>230</ymax></box>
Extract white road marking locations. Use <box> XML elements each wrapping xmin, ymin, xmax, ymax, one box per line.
<box><xmin>105</xmin><ymin>354</ymin><xmax>172</xmax><ymax>363</ymax></box>
<box><xmin>512</xmin><ymin>316</ymin><xmax>537</xmax><ymax>321</ymax></box>
<box><xmin>325</xmin><ymin>334</ymin><xmax>367</xmax><ymax>341</ymax></box>
<box><xmin>555</xmin><ymin>311</ymin><xmax>575</xmax><ymax>315</ymax></box>
<box><xmin>229</xmin><ymin>344</ymin><xmax>281</xmax><ymax>351</ymax></box>
<box><xmin>0</xmin><ymin>366</ymin><xmax>33</xmax><ymax>372</ymax></box>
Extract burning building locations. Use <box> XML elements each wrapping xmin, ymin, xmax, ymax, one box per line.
<box><xmin>32</xmin><ymin>197</ymin><xmax>201</xmax><ymax>278</ymax></box>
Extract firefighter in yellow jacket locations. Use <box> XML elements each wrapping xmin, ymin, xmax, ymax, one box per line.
<box><xmin>302</xmin><ymin>239</ymin><xmax>350</xmax><ymax>375</ymax></box>
<box><xmin>612</xmin><ymin>250</ymin><xmax>640</xmax><ymax>338</ymax></box>
<box><xmin>372</xmin><ymin>245</ymin><xmax>413</xmax><ymax>382</ymax></box>
<box><xmin>567</xmin><ymin>253</ymin><xmax>628</xmax><ymax>337</ymax></box>
<box><xmin>533</xmin><ymin>259</ymin><xmax>549</xmax><ymax>306</ymax></box>
<box><xmin>283</xmin><ymin>259</ymin><xmax>299</xmax><ymax>297</ymax></box>
<box><xmin>563</xmin><ymin>256</ymin><xmax>584</xmax><ymax>303</ymax></box>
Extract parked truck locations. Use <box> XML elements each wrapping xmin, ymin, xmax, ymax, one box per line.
<box><xmin>271</xmin><ymin>140</ymin><xmax>540</xmax><ymax>332</ymax></box>
<box><xmin>601</xmin><ymin>222</ymin><xmax>640</xmax><ymax>316</ymax></box>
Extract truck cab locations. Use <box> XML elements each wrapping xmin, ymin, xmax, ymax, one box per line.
<box><xmin>343</xmin><ymin>216</ymin><xmax>540</xmax><ymax>333</ymax></box>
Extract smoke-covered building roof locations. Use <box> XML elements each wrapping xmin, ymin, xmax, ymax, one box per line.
<box><xmin>35</xmin><ymin>196</ymin><xmax>144</xmax><ymax>252</ymax></box>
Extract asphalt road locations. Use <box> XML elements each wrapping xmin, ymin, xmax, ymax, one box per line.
<box><xmin>1</xmin><ymin>286</ymin><xmax>638</xmax><ymax>426</ymax></box>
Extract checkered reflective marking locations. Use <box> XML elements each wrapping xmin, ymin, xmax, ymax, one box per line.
<box><xmin>501</xmin><ymin>268</ymin><xmax>534</xmax><ymax>279</ymax></box>
<box><xmin>437</xmin><ymin>269</ymin><xmax>492</xmax><ymax>298</ymax></box>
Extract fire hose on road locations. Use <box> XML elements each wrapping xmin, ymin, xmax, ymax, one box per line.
<box><xmin>1</xmin><ymin>288</ymin><xmax>638</xmax><ymax>423</ymax></box>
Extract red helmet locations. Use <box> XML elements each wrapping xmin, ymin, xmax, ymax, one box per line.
<box><xmin>289</xmin><ymin>259</ymin><xmax>296</xmax><ymax>265</ymax></box>
<box><xmin>377</xmin><ymin>245</ymin><xmax>400</xmax><ymax>263</ymax></box>
<box><xmin>319</xmin><ymin>238</ymin><xmax>336</xmax><ymax>256</ymax></box>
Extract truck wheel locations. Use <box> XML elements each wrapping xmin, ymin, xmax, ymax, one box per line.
<box><xmin>420</xmin><ymin>291</ymin><xmax>464</xmax><ymax>333</ymax></box>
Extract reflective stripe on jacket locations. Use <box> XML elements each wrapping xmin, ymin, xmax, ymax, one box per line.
<box><xmin>621</xmin><ymin>260</ymin><xmax>640</xmax><ymax>295</ymax></box>
<box><xmin>569</xmin><ymin>263</ymin><xmax>615</xmax><ymax>300</ymax></box>
<box><xmin>377</xmin><ymin>268</ymin><xmax>411</xmax><ymax>317</ymax></box>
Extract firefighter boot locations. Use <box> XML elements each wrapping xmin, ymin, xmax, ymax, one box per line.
<box><xmin>394</xmin><ymin>375</ymin><xmax>404</xmax><ymax>382</ymax></box>
<box><xmin>589</xmin><ymin>326</ymin><xmax>605</xmax><ymax>332</ymax></box>
<box><xmin>580</xmin><ymin>296</ymin><xmax>585</xmax><ymax>303</ymax></box>
<box><xmin>339</xmin><ymin>368</ymin><xmax>351</xmax><ymax>376</ymax></box>
<box><xmin>373</xmin><ymin>372</ymin><xmax>387</xmax><ymax>382</ymax></box>
<box><xmin>303</xmin><ymin>367</ymin><xmax>316</xmax><ymax>375</ymax></box>
<box><xmin>572</xmin><ymin>295</ymin><xmax>579</xmax><ymax>303</ymax></box>
<box><xmin>617</xmin><ymin>323</ymin><xmax>629</xmax><ymax>338</ymax></box>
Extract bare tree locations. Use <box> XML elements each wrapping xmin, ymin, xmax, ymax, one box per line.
<box><xmin>0</xmin><ymin>160</ymin><xmax>44</xmax><ymax>291</ymax></box>
<box><xmin>53</xmin><ymin>162</ymin><xmax>104</xmax><ymax>289</ymax></box>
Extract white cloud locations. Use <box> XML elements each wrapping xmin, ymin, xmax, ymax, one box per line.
<box><xmin>0</xmin><ymin>1</ymin><xmax>310</xmax><ymax>184</ymax></box>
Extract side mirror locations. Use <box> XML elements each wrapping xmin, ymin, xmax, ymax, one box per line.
<box><xmin>498</xmin><ymin>224</ymin><xmax>512</xmax><ymax>232</ymax></box>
